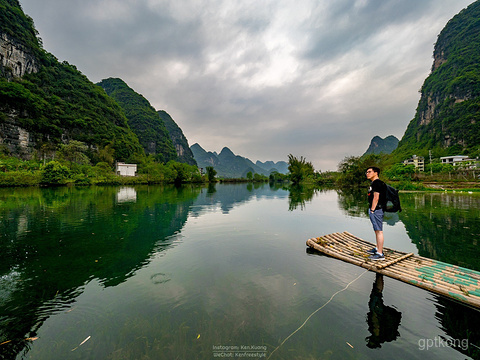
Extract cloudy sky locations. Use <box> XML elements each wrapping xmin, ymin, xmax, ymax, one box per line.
<box><xmin>20</xmin><ymin>0</ymin><xmax>474</xmax><ymax>170</ymax></box>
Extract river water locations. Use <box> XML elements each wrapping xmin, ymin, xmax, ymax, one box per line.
<box><xmin>0</xmin><ymin>184</ymin><xmax>479</xmax><ymax>359</ymax></box>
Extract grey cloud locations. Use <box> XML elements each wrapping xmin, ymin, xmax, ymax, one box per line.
<box><xmin>19</xmin><ymin>0</ymin><xmax>476</xmax><ymax>170</ymax></box>
<box><xmin>301</xmin><ymin>0</ymin><xmax>435</xmax><ymax>61</ymax></box>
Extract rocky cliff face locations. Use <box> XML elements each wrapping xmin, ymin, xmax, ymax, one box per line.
<box><xmin>0</xmin><ymin>116</ymin><xmax>34</xmax><ymax>155</ymax></box>
<box><xmin>157</xmin><ymin>110</ymin><xmax>197</xmax><ymax>166</ymax></box>
<box><xmin>395</xmin><ymin>1</ymin><xmax>480</xmax><ymax>158</ymax></box>
<box><xmin>0</xmin><ymin>33</ymin><xmax>38</xmax><ymax>79</ymax></box>
<box><xmin>0</xmin><ymin>33</ymin><xmax>39</xmax><ymax>155</ymax></box>
<box><xmin>97</xmin><ymin>78</ymin><xmax>178</xmax><ymax>163</ymax></box>
<box><xmin>0</xmin><ymin>1</ymin><xmax>145</xmax><ymax>161</ymax></box>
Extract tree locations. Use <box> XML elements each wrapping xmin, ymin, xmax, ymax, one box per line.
<box><xmin>383</xmin><ymin>163</ymin><xmax>415</xmax><ymax>180</ymax></box>
<box><xmin>288</xmin><ymin>154</ymin><xmax>314</xmax><ymax>185</ymax></box>
<box><xmin>337</xmin><ymin>154</ymin><xmax>381</xmax><ymax>187</ymax></box>
<box><xmin>97</xmin><ymin>143</ymin><xmax>115</xmax><ymax>166</ymax></box>
<box><xmin>41</xmin><ymin>161</ymin><xmax>71</xmax><ymax>185</ymax></box>
<box><xmin>57</xmin><ymin>140</ymin><xmax>90</xmax><ymax>165</ymax></box>
<box><xmin>206</xmin><ymin>166</ymin><xmax>217</xmax><ymax>182</ymax></box>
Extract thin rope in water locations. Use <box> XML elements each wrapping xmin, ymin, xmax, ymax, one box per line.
<box><xmin>267</xmin><ymin>268</ymin><xmax>370</xmax><ymax>360</ymax></box>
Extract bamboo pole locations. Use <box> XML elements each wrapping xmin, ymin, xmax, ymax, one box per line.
<box><xmin>340</xmin><ymin>232</ymin><xmax>480</xmax><ymax>281</ymax></box>
<box><xmin>309</xmin><ymin>234</ymin><xmax>480</xmax><ymax>288</ymax></box>
<box><xmin>381</xmin><ymin>266</ymin><xmax>480</xmax><ymax>305</ymax></box>
<box><xmin>388</xmin><ymin>265</ymin><xmax>479</xmax><ymax>297</ymax></box>
<box><xmin>306</xmin><ymin>239</ymin><xmax>376</xmax><ymax>270</ymax></box>
<box><xmin>375</xmin><ymin>253</ymin><xmax>414</xmax><ymax>270</ymax></box>
<box><xmin>380</xmin><ymin>263</ymin><xmax>480</xmax><ymax>300</ymax></box>
<box><xmin>401</xmin><ymin>257</ymin><xmax>480</xmax><ymax>282</ymax></box>
<box><xmin>379</xmin><ymin>268</ymin><xmax>480</xmax><ymax>308</ymax></box>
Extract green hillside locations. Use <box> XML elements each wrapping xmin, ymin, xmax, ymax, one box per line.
<box><xmin>394</xmin><ymin>0</ymin><xmax>480</xmax><ymax>160</ymax></box>
<box><xmin>363</xmin><ymin>135</ymin><xmax>399</xmax><ymax>156</ymax></box>
<box><xmin>0</xmin><ymin>0</ymin><xmax>144</xmax><ymax>161</ymax></box>
<box><xmin>157</xmin><ymin>110</ymin><xmax>196</xmax><ymax>166</ymax></box>
<box><xmin>98</xmin><ymin>78</ymin><xmax>177</xmax><ymax>163</ymax></box>
<box><xmin>190</xmin><ymin>143</ymin><xmax>286</xmax><ymax>178</ymax></box>
<box><xmin>0</xmin><ymin>0</ymin><xmax>40</xmax><ymax>56</ymax></box>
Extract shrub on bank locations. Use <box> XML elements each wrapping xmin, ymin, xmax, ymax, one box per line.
<box><xmin>41</xmin><ymin>161</ymin><xmax>72</xmax><ymax>185</ymax></box>
<box><xmin>0</xmin><ymin>171</ymin><xmax>42</xmax><ymax>186</ymax></box>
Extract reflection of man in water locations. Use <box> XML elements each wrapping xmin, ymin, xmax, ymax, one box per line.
<box><xmin>366</xmin><ymin>274</ymin><xmax>402</xmax><ymax>348</ymax></box>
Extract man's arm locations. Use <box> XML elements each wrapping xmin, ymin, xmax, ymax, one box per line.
<box><xmin>371</xmin><ymin>192</ymin><xmax>380</xmax><ymax>212</ymax></box>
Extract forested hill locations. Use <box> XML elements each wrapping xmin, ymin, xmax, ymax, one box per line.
<box><xmin>394</xmin><ymin>0</ymin><xmax>480</xmax><ymax>160</ymax></box>
<box><xmin>0</xmin><ymin>0</ymin><xmax>144</xmax><ymax>161</ymax></box>
<box><xmin>157</xmin><ymin>110</ymin><xmax>197</xmax><ymax>166</ymax></box>
<box><xmin>363</xmin><ymin>135</ymin><xmax>399</xmax><ymax>155</ymax></box>
<box><xmin>97</xmin><ymin>78</ymin><xmax>177</xmax><ymax>163</ymax></box>
<box><xmin>191</xmin><ymin>143</ymin><xmax>288</xmax><ymax>178</ymax></box>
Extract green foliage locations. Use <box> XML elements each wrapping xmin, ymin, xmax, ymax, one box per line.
<box><xmin>0</xmin><ymin>170</ymin><xmax>41</xmax><ymax>186</ymax></box>
<box><xmin>0</xmin><ymin>0</ymin><xmax>41</xmax><ymax>57</ymax></box>
<box><xmin>98</xmin><ymin>78</ymin><xmax>177</xmax><ymax>163</ymax></box>
<box><xmin>394</xmin><ymin>1</ymin><xmax>480</xmax><ymax>158</ymax></box>
<box><xmin>0</xmin><ymin>63</ymin><xmax>145</xmax><ymax>161</ymax></box>
<box><xmin>0</xmin><ymin>155</ymin><xmax>41</xmax><ymax>172</ymax></box>
<box><xmin>57</xmin><ymin>140</ymin><xmax>90</xmax><ymax>165</ymax></box>
<box><xmin>269</xmin><ymin>171</ymin><xmax>288</xmax><ymax>183</ymax></box>
<box><xmin>314</xmin><ymin>171</ymin><xmax>339</xmax><ymax>186</ymax></box>
<box><xmin>337</xmin><ymin>154</ymin><xmax>381</xmax><ymax>187</ymax></box>
<box><xmin>95</xmin><ymin>143</ymin><xmax>115</xmax><ymax>166</ymax></box>
<box><xmin>167</xmin><ymin>161</ymin><xmax>202</xmax><ymax>184</ymax></box>
<box><xmin>287</xmin><ymin>154</ymin><xmax>314</xmax><ymax>185</ymax></box>
<box><xmin>383</xmin><ymin>163</ymin><xmax>415</xmax><ymax>181</ymax></box>
<box><xmin>0</xmin><ymin>0</ymin><xmax>145</xmax><ymax>161</ymax></box>
<box><xmin>41</xmin><ymin>160</ymin><xmax>71</xmax><ymax>185</ymax></box>
<box><xmin>425</xmin><ymin>162</ymin><xmax>455</xmax><ymax>174</ymax></box>
<box><xmin>253</xmin><ymin>173</ymin><xmax>268</xmax><ymax>182</ymax></box>
<box><xmin>206</xmin><ymin>166</ymin><xmax>217</xmax><ymax>182</ymax></box>
<box><xmin>158</xmin><ymin>110</ymin><xmax>197</xmax><ymax>166</ymax></box>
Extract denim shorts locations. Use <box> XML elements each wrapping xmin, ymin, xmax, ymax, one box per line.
<box><xmin>369</xmin><ymin>208</ymin><xmax>384</xmax><ymax>231</ymax></box>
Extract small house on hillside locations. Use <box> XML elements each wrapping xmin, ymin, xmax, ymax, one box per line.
<box><xmin>403</xmin><ymin>155</ymin><xmax>424</xmax><ymax>171</ymax></box>
<box><xmin>440</xmin><ymin>155</ymin><xmax>469</xmax><ymax>165</ymax></box>
<box><xmin>116</xmin><ymin>162</ymin><xmax>137</xmax><ymax>176</ymax></box>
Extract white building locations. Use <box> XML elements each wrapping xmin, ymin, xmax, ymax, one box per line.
<box><xmin>116</xmin><ymin>162</ymin><xmax>137</xmax><ymax>176</ymax></box>
<box><xmin>440</xmin><ymin>155</ymin><xmax>470</xmax><ymax>165</ymax></box>
<box><xmin>403</xmin><ymin>155</ymin><xmax>425</xmax><ymax>171</ymax></box>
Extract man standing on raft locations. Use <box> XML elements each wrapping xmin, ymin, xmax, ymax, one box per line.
<box><xmin>365</xmin><ymin>167</ymin><xmax>387</xmax><ymax>261</ymax></box>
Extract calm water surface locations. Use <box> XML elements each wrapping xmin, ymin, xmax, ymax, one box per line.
<box><xmin>0</xmin><ymin>184</ymin><xmax>479</xmax><ymax>360</ymax></box>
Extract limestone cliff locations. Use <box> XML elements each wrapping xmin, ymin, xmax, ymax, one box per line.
<box><xmin>0</xmin><ymin>32</ymin><xmax>38</xmax><ymax>154</ymax></box>
<box><xmin>0</xmin><ymin>33</ymin><xmax>38</xmax><ymax>79</ymax></box>
<box><xmin>395</xmin><ymin>1</ymin><xmax>480</xmax><ymax>159</ymax></box>
<box><xmin>0</xmin><ymin>1</ymin><xmax>40</xmax><ymax>155</ymax></box>
<box><xmin>157</xmin><ymin>110</ymin><xmax>197</xmax><ymax>166</ymax></box>
<box><xmin>0</xmin><ymin>0</ymin><xmax>145</xmax><ymax>161</ymax></box>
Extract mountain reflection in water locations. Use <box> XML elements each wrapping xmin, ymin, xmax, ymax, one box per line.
<box><xmin>0</xmin><ymin>184</ymin><xmax>479</xmax><ymax>359</ymax></box>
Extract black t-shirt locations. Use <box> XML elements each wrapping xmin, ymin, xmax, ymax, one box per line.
<box><xmin>368</xmin><ymin>179</ymin><xmax>387</xmax><ymax>210</ymax></box>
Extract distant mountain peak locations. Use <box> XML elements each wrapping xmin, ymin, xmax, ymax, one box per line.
<box><xmin>191</xmin><ymin>144</ymin><xmax>288</xmax><ymax>178</ymax></box>
<box><xmin>363</xmin><ymin>135</ymin><xmax>399</xmax><ymax>156</ymax></box>
<box><xmin>219</xmin><ymin>147</ymin><xmax>235</xmax><ymax>157</ymax></box>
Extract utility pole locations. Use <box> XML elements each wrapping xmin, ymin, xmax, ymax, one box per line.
<box><xmin>429</xmin><ymin>150</ymin><xmax>433</xmax><ymax>176</ymax></box>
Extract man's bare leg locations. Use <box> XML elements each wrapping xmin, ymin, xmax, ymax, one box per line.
<box><xmin>375</xmin><ymin>230</ymin><xmax>384</xmax><ymax>254</ymax></box>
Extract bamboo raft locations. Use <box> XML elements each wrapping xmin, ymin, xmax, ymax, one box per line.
<box><xmin>306</xmin><ymin>232</ymin><xmax>480</xmax><ymax>308</ymax></box>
